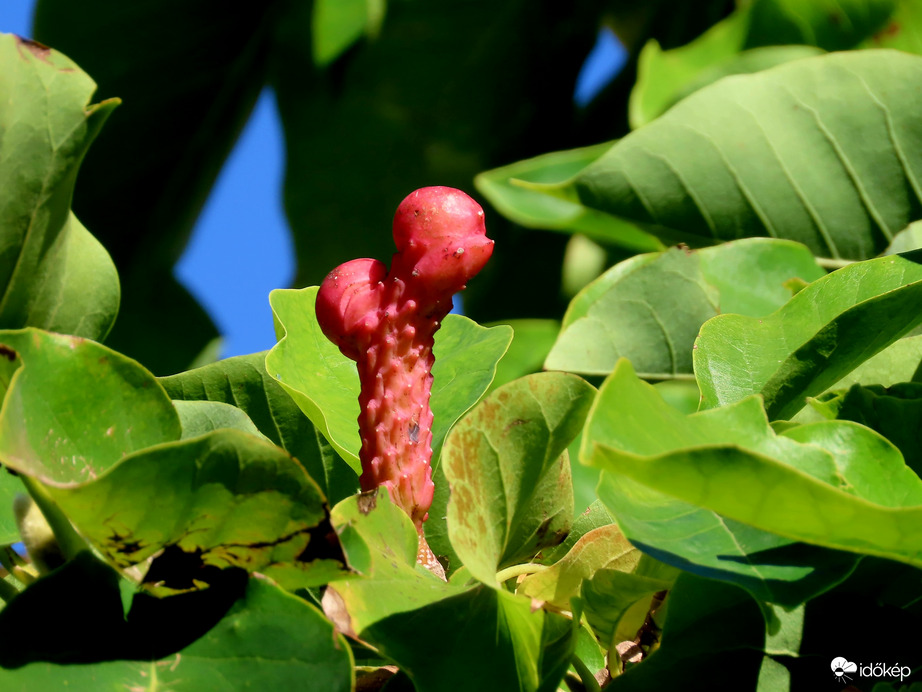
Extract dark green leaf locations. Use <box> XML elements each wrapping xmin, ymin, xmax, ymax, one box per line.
<box><xmin>442</xmin><ymin>373</ymin><xmax>595</xmax><ymax>584</ymax></box>
<box><xmin>695</xmin><ymin>252</ymin><xmax>922</xmax><ymax>419</ymax></box>
<box><xmin>0</xmin><ymin>34</ymin><xmax>119</xmax><ymax>341</ymax></box>
<box><xmin>160</xmin><ymin>351</ymin><xmax>359</xmax><ymax>505</ymax></box>
<box><xmin>544</xmin><ymin>51</ymin><xmax>922</xmax><ymax>260</ymax></box>
<box><xmin>0</xmin><ymin>566</ymin><xmax>353</xmax><ymax>691</ymax></box>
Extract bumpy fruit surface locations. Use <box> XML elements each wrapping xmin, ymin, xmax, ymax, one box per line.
<box><xmin>316</xmin><ymin>187</ymin><xmax>493</xmax><ymax>567</ymax></box>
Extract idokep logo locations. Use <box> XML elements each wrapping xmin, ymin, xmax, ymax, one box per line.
<box><xmin>831</xmin><ymin>657</ymin><xmax>857</xmax><ymax>683</ymax></box>
<box><xmin>831</xmin><ymin>657</ymin><xmax>911</xmax><ymax>684</ymax></box>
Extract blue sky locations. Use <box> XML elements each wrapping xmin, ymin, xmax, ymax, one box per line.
<box><xmin>1</xmin><ymin>2</ymin><xmax>625</xmax><ymax>360</ymax></box>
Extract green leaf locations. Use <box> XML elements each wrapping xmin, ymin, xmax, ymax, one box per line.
<box><xmin>0</xmin><ymin>34</ymin><xmax>119</xmax><ymax>341</ymax></box>
<box><xmin>861</xmin><ymin>0</ymin><xmax>922</xmax><ymax>55</ymax></box>
<box><xmin>32</xmin><ymin>0</ymin><xmax>280</xmax><ymax>372</ymax></box>
<box><xmin>829</xmin><ymin>334</ymin><xmax>922</xmax><ymax>390</ymax></box>
<box><xmin>0</xmin><ymin>471</ymin><xmax>20</xmax><ymax>545</ymax></box>
<box><xmin>544</xmin><ymin>51</ymin><xmax>922</xmax><ymax>260</ymax></box>
<box><xmin>589</xmin><ymin>359</ymin><xmax>922</xmax><ymax>575</ymax></box>
<box><xmin>695</xmin><ymin>252</ymin><xmax>922</xmax><ymax>419</ymax></box>
<box><xmin>585</xmin><ymin>360</ymin><xmax>867</xmax><ymax>605</ymax></box>
<box><xmin>816</xmin><ymin>383</ymin><xmax>922</xmax><ymax>476</ymax></box>
<box><xmin>488</xmin><ymin>319</ymin><xmax>560</xmax><ymax>394</ymax></box>
<box><xmin>547</xmin><ymin>239</ymin><xmax>823</xmax><ymax>377</ymax></box>
<box><xmin>46</xmin><ymin>430</ymin><xmax>345</xmax><ymax>591</ymax></box>
<box><xmin>442</xmin><ymin>372</ymin><xmax>596</xmax><ymax>585</ymax></box>
<box><xmin>362</xmin><ymin>585</ymin><xmax>576</xmax><ymax>692</ymax></box>
<box><xmin>160</xmin><ymin>352</ymin><xmax>359</xmax><ymax>505</ymax></box>
<box><xmin>267</xmin><ymin>287</ymin><xmax>512</xmax><ymax>473</ymax></box>
<box><xmin>580</xmin><ymin>566</ymin><xmax>673</xmax><ymax>651</ymax></box>
<box><xmin>474</xmin><ymin>144</ymin><xmax>663</xmax><ymax>252</ymax></box>
<box><xmin>540</xmin><ymin>500</ymin><xmax>613</xmax><ymax>565</ymax></box>
<box><xmin>312</xmin><ymin>0</ymin><xmax>386</xmax><ymax>66</ymax></box>
<box><xmin>520</xmin><ymin>524</ymin><xmax>640</xmax><ymax>608</ymax></box>
<box><xmin>0</xmin><ymin>329</ymin><xmax>181</xmax><ymax>483</ymax></box>
<box><xmin>630</xmin><ymin>0</ymin><xmax>897</xmax><ymax>128</ymax></box>
<box><xmin>328</xmin><ymin>493</ymin><xmax>576</xmax><ymax>692</ymax></box>
<box><xmin>173</xmin><ymin>400</ymin><xmax>266</xmax><ymax>440</ymax></box>
<box><xmin>886</xmin><ymin>219</ymin><xmax>922</xmax><ymax>255</ymax></box>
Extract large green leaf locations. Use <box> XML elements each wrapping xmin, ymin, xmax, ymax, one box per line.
<box><xmin>584</xmin><ymin>360</ymin><xmax>872</xmax><ymax>606</ymax></box>
<box><xmin>540</xmin><ymin>51</ymin><xmax>922</xmax><ymax>260</ymax></box>
<box><xmin>475</xmin><ymin>144</ymin><xmax>662</xmax><ymax>252</ymax></box>
<box><xmin>0</xmin><ymin>329</ymin><xmax>181</xmax><ymax>483</ymax></box>
<box><xmin>695</xmin><ymin>252</ymin><xmax>922</xmax><ymax>420</ymax></box>
<box><xmin>160</xmin><ymin>352</ymin><xmax>358</xmax><ymax>504</ymax></box>
<box><xmin>442</xmin><ymin>373</ymin><xmax>595</xmax><ymax>585</ymax></box>
<box><xmin>0</xmin><ymin>33</ymin><xmax>119</xmax><ymax>342</ymax></box>
<box><xmin>588</xmin><ymin>359</ymin><xmax>922</xmax><ymax>575</ymax></box>
<box><xmin>312</xmin><ymin>0</ymin><xmax>385</xmax><ymax>66</ymax></box>
<box><xmin>629</xmin><ymin>0</ymin><xmax>895</xmax><ymax>128</ymax></box>
<box><xmin>325</xmin><ymin>491</ymin><xmax>575</xmax><ymax>692</ymax></box>
<box><xmin>546</xmin><ymin>239</ymin><xmax>823</xmax><ymax>377</ymax></box>
<box><xmin>267</xmin><ymin>287</ymin><xmax>512</xmax><ymax>473</ymax></box>
<box><xmin>47</xmin><ymin>430</ymin><xmax>345</xmax><ymax>591</ymax></box>
<box><xmin>0</xmin><ymin>569</ymin><xmax>353</xmax><ymax>691</ymax></box>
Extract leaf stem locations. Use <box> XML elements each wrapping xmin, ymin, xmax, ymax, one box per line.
<box><xmin>495</xmin><ymin>563</ymin><xmax>548</xmax><ymax>583</ymax></box>
<box><xmin>19</xmin><ymin>475</ymin><xmax>85</xmax><ymax>561</ymax></box>
<box><xmin>816</xmin><ymin>257</ymin><xmax>855</xmax><ymax>270</ymax></box>
<box><xmin>571</xmin><ymin>654</ymin><xmax>602</xmax><ymax>692</ymax></box>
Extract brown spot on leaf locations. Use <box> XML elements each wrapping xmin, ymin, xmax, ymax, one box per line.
<box><xmin>14</xmin><ymin>36</ymin><xmax>52</xmax><ymax>62</ymax></box>
<box><xmin>0</xmin><ymin>344</ymin><xmax>17</xmax><ymax>361</ymax></box>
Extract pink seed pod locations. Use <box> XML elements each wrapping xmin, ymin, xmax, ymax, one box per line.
<box><xmin>317</xmin><ymin>187</ymin><xmax>493</xmax><ymax>571</ymax></box>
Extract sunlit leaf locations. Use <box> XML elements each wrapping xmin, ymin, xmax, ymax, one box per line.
<box><xmin>547</xmin><ymin>239</ymin><xmax>823</xmax><ymax>377</ymax></box>
<box><xmin>0</xmin><ymin>34</ymin><xmax>119</xmax><ymax>341</ymax></box>
<box><xmin>695</xmin><ymin>252</ymin><xmax>922</xmax><ymax>419</ymax></box>
<box><xmin>539</xmin><ymin>51</ymin><xmax>922</xmax><ymax>260</ymax></box>
<box><xmin>442</xmin><ymin>372</ymin><xmax>595</xmax><ymax>584</ymax></box>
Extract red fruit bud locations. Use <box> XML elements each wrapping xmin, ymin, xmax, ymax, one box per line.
<box><xmin>316</xmin><ymin>187</ymin><xmax>493</xmax><ymax>574</ymax></box>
